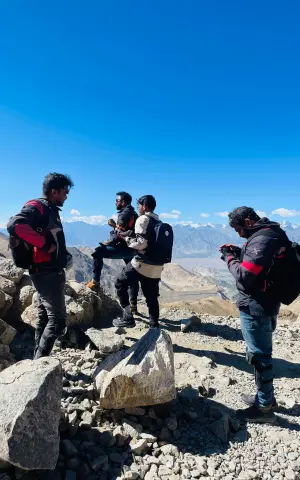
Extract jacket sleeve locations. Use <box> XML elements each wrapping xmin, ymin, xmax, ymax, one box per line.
<box><xmin>225</xmin><ymin>234</ymin><xmax>278</xmax><ymax>290</ymax></box>
<box><xmin>126</xmin><ymin>216</ymin><xmax>148</xmax><ymax>251</ymax></box>
<box><xmin>10</xmin><ymin>201</ymin><xmax>48</xmax><ymax>249</ymax></box>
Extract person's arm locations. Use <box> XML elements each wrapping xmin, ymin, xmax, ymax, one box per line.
<box><xmin>10</xmin><ymin>201</ymin><xmax>54</xmax><ymax>250</ymax></box>
<box><xmin>126</xmin><ymin>216</ymin><xmax>149</xmax><ymax>251</ymax></box>
<box><xmin>222</xmin><ymin>234</ymin><xmax>278</xmax><ymax>290</ymax></box>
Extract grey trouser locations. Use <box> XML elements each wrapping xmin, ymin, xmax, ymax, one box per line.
<box><xmin>31</xmin><ymin>270</ymin><xmax>67</xmax><ymax>359</ymax></box>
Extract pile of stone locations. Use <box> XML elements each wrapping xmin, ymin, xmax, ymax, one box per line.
<box><xmin>0</xmin><ymin>325</ymin><xmax>244</xmax><ymax>480</ymax></box>
<box><xmin>0</xmin><ymin>318</ymin><xmax>16</xmax><ymax>373</ymax></box>
<box><xmin>0</xmin><ymin>257</ymin><xmax>121</xmax><ymax>331</ymax></box>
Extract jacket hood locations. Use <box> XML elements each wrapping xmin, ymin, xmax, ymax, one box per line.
<box><xmin>245</xmin><ymin>217</ymin><xmax>281</xmax><ymax>236</ymax></box>
<box><xmin>120</xmin><ymin>205</ymin><xmax>136</xmax><ymax>212</ymax></box>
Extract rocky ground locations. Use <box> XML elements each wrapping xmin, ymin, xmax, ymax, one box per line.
<box><xmin>1</xmin><ymin>306</ymin><xmax>299</xmax><ymax>480</ymax></box>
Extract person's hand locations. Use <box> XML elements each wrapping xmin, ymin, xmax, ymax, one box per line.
<box><xmin>108</xmin><ymin>218</ymin><xmax>116</xmax><ymax>228</ymax></box>
<box><xmin>219</xmin><ymin>245</ymin><xmax>240</xmax><ymax>262</ymax></box>
<box><xmin>219</xmin><ymin>243</ymin><xmax>235</xmax><ymax>250</ymax></box>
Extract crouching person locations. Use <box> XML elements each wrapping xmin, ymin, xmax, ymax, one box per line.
<box><xmin>113</xmin><ymin>195</ymin><xmax>173</xmax><ymax>329</ymax></box>
<box><xmin>7</xmin><ymin>173</ymin><xmax>74</xmax><ymax>359</ymax></box>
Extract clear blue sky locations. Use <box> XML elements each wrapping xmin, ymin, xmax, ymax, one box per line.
<box><xmin>0</xmin><ymin>0</ymin><xmax>300</xmax><ymax>227</ymax></box>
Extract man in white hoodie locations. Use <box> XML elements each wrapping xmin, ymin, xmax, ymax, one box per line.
<box><xmin>114</xmin><ymin>195</ymin><xmax>171</xmax><ymax>329</ymax></box>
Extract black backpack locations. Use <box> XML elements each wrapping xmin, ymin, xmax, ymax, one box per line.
<box><xmin>252</xmin><ymin>229</ymin><xmax>300</xmax><ymax>305</ymax></box>
<box><xmin>146</xmin><ymin>218</ymin><xmax>174</xmax><ymax>265</ymax></box>
<box><xmin>7</xmin><ymin>199</ymin><xmax>51</xmax><ymax>269</ymax></box>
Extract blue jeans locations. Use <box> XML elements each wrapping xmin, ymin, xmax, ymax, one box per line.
<box><xmin>92</xmin><ymin>244</ymin><xmax>139</xmax><ymax>304</ymax></box>
<box><xmin>240</xmin><ymin>311</ymin><xmax>277</xmax><ymax>409</ymax></box>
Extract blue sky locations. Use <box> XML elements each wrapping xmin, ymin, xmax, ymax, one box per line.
<box><xmin>0</xmin><ymin>0</ymin><xmax>300</xmax><ymax>227</ymax></box>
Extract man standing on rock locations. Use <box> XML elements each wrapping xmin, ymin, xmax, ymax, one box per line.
<box><xmin>86</xmin><ymin>191</ymin><xmax>139</xmax><ymax>314</ymax></box>
<box><xmin>113</xmin><ymin>195</ymin><xmax>173</xmax><ymax>329</ymax></box>
<box><xmin>7</xmin><ymin>172</ymin><xmax>74</xmax><ymax>359</ymax></box>
<box><xmin>220</xmin><ymin>207</ymin><xmax>289</xmax><ymax>424</ymax></box>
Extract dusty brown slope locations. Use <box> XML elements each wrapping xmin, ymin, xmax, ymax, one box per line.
<box><xmin>161</xmin><ymin>263</ymin><xmax>217</xmax><ymax>292</ymax></box>
<box><xmin>161</xmin><ymin>295</ymin><xmax>239</xmax><ymax>316</ymax></box>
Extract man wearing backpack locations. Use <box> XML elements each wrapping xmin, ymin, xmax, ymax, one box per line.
<box><xmin>219</xmin><ymin>206</ymin><xmax>289</xmax><ymax>424</ymax></box>
<box><xmin>7</xmin><ymin>172</ymin><xmax>74</xmax><ymax>359</ymax></box>
<box><xmin>113</xmin><ymin>195</ymin><xmax>173</xmax><ymax>329</ymax></box>
<box><xmin>86</xmin><ymin>191</ymin><xmax>139</xmax><ymax>315</ymax></box>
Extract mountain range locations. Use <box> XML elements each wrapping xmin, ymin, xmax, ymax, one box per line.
<box><xmin>3</xmin><ymin>219</ymin><xmax>300</xmax><ymax>258</ymax></box>
<box><xmin>2</xmin><ymin>219</ymin><xmax>300</xmax><ymax>259</ymax></box>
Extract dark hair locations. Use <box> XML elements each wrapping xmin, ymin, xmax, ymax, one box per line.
<box><xmin>228</xmin><ymin>206</ymin><xmax>261</xmax><ymax>227</ymax></box>
<box><xmin>116</xmin><ymin>191</ymin><xmax>132</xmax><ymax>205</ymax></box>
<box><xmin>137</xmin><ymin>195</ymin><xmax>156</xmax><ymax>211</ymax></box>
<box><xmin>43</xmin><ymin>173</ymin><xmax>74</xmax><ymax>195</ymax></box>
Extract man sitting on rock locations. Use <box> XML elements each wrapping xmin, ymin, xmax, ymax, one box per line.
<box><xmin>7</xmin><ymin>172</ymin><xmax>74</xmax><ymax>359</ymax></box>
<box><xmin>87</xmin><ymin>191</ymin><xmax>139</xmax><ymax>315</ymax></box>
<box><xmin>113</xmin><ymin>195</ymin><xmax>170</xmax><ymax>329</ymax></box>
<box><xmin>220</xmin><ymin>206</ymin><xmax>288</xmax><ymax>424</ymax></box>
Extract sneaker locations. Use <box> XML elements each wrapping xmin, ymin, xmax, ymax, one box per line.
<box><xmin>86</xmin><ymin>280</ymin><xmax>100</xmax><ymax>292</ymax></box>
<box><xmin>241</xmin><ymin>394</ymin><xmax>278</xmax><ymax>411</ymax></box>
<box><xmin>236</xmin><ymin>405</ymin><xmax>277</xmax><ymax>424</ymax></box>
<box><xmin>113</xmin><ymin>314</ymin><xmax>136</xmax><ymax>328</ymax></box>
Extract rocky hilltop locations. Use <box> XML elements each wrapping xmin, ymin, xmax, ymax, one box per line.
<box><xmin>0</xmin><ymin>254</ymin><xmax>299</xmax><ymax>480</ymax></box>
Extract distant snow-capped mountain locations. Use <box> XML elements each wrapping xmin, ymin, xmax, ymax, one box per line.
<box><xmin>2</xmin><ymin>219</ymin><xmax>300</xmax><ymax>258</ymax></box>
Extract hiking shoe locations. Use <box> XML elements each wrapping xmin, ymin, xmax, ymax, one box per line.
<box><xmin>241</xmin><ymin>394</ymin><xmax>278</xmax><ymax>411</ymax></box>
<box><xmin>113</xmin><ymin>315</ymin><xmax>136</xmax><ymax>328</ymax></box>
<box><xmin>86</xmin><ymin>280</ymin><xmax>100</xmax><ymax>292</ymax></box>
<box><xmin>236</xmin><ymin>405</ymin><xmax>277</xmax><ymax>424</ymax></box>
<box><xmin>130</xmin><ymin>304</ymin><xmax>139</xmax><ymax>316</ymax></box>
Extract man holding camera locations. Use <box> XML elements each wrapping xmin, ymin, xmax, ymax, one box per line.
<box><xmin>220</xmin><ymin>206</ymin><xmax>287</xmax><ymax>424</ymax></box>
<box><xmin>87</xmin><ymin>192</ymin><xmax>139</xmax><ymax>314</ymax></box>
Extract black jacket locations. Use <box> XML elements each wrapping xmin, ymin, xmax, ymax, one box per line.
<box><xmin>8</xmin><ymin>198</ymin><xmax>69</xmax><ymax>273</ymax></box>
<box><xmin>225</xmin><ymin>218</ymin><xmax>289</xmax><ymax>316</ymax></box>
<box><xmin>116</xmin><ymin>205</ymin><xmax>138</xmax><ymax>233</ymax></box>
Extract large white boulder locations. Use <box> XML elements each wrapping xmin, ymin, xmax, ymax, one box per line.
<box><xmin>0</xmin><ymin>357</ymin><xmax>62</xmax><ymax>470</ymax></box>
<box><xmin>94</xmin><ymin>329</ymin><xmax>176</xmax><ymax>409</ymax></box>
<box><xmin>0</xmin><ymin>258</ymin><xmax>24</xmax><ymax>284</ymax></box>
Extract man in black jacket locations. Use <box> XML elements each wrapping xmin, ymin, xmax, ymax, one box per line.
<box><xmin>220</xmin><ymin>206</ymin><xmax>288</xmax><ymax>424</ymax></box>
<box><xmin>7</xmin><ymin>172</ymin><xmax>74</xmax><ymax>359</ymax></box>
<box><xmin>87</xmin><ymin>192</ymin><xmax>139</xmax><ymax>314</ymax></box>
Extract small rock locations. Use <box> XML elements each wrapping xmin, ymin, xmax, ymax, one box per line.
<box><xmin>125</xmin><ymin>407</ymin><xmax>146</xmax><ymax>416</ymax></box>
<box><xmin>124</xmin><ymin>472</ymin><xmax>140</xmax><ymax>479</ymax></box>
<box><xmin>165</xmin><ymin>416</ymin><xmax>178</xmax><ymax>431</ymax></box>
<box><xmin>140</xmin><ymin>433</ymin><xmax>157</xmax><ymax>443</ymax></box>
<box><xmin>130</xmin><ymin>438</ymin><xmax>148</xmax><ymax>455</ymax></box>
<box><xmin>65</xmin><ymin>470</ymin><xmax>76</xmax><ymax>480</ymax></box>
<box><xmin>109</xmin><ymin>452</ymin><xmax>123</xmax><ymax>464</ymax></box>
<box><xmin>122</xmin><ymin>420</ymin><xmax>143</xmax><ymax>438</ymax></box>
<box><xmin>60</xmin><ymin>439</ymin><xmax>78</xmax><ymax>458</ymax></box>
<box><xmin>90</xmin><ymin>455</ymin><xmax>108</xmax><ymax>471</ymax></box>
<box><xmin>86</xmin><ymin>328</ymin><xmax>124</xmax><ymax>354</ymax></box>
<box><xmin>285</xmin><ymin>470</ymin><xmax>296</xmax><ymax>480</ymax></box>
<box><xmin>208</xmin><ymin>414</ymin><xmax>230</xmax><ymax>443</ymax></box>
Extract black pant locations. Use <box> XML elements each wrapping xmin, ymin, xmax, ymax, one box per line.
<box><xmin>31</xmin><ymin>271</ymin><xmax>67</xmax><ymax>359</ymax></box>
<box><xmin>115</xmin><ymin>263</ymin><xmax>160</xmax><ymax>327</ymax></box>
<box><xmin>92</xmin><ymin>244</ymin><xmax>139</xmax><ymax>305</ymax></box>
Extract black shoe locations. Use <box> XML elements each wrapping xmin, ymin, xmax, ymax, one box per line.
<box><xmin>241</xmin><ymin>394</ymin><xmax>278</xmax><ymax>412</ymax></box>
<box><xmin>130</xmin><ymin>304</ymin><xmax>139</xmax><ymax>316</ymax></box>
<box><xmin>113</xmin><ymin>315</ymin><xmax>136</xmax><ymax>328</ymax></box>
<box><xmin>149</xmin><ymin>323</ymin><xmax>160</xmax><ymax>329</ymax></box>
<box><xmin>236</xmin><ymin>405</ymin><xmax>277</xmax><ymax>424</ymax></box>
